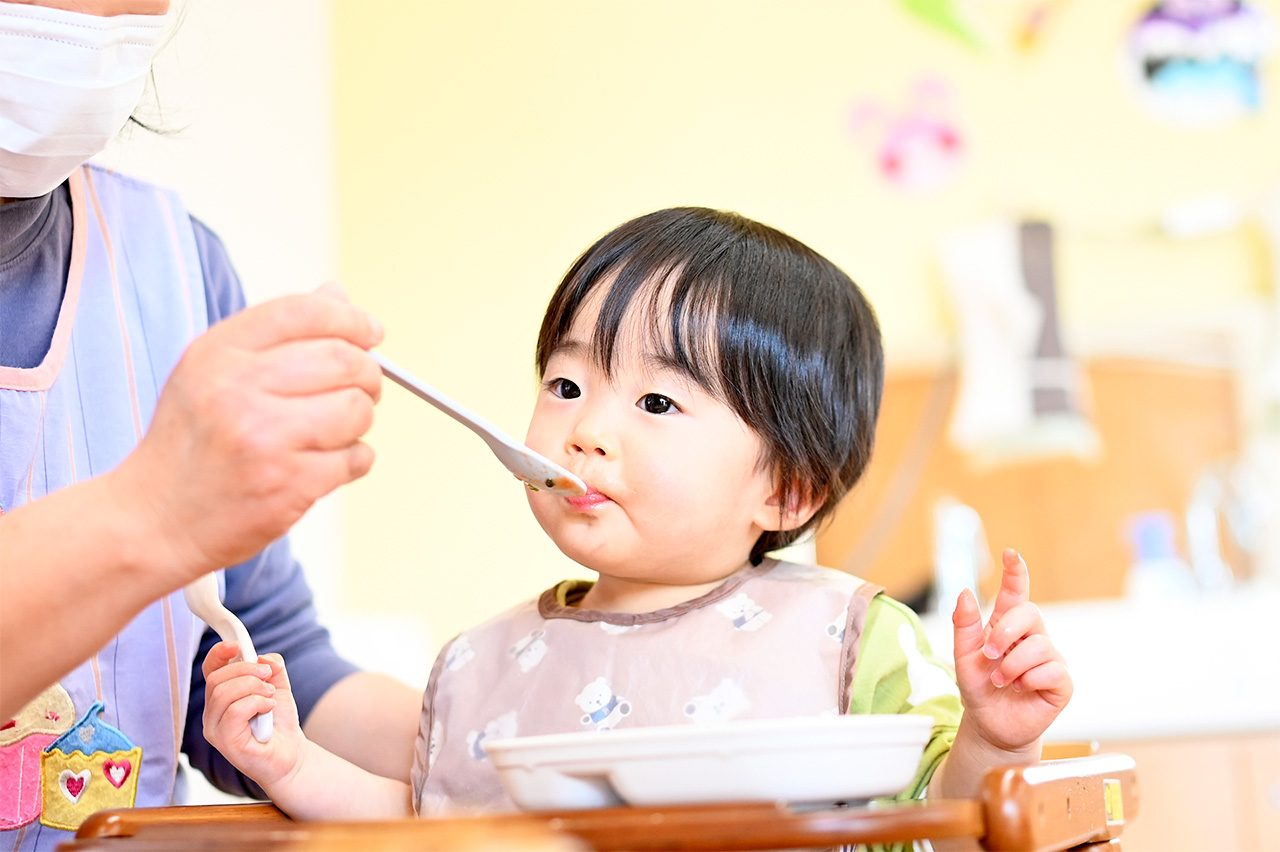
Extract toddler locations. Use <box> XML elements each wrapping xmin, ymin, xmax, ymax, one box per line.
<box><xmin>202</xmin><ymin>207</ymin><xmax>1071</xmax><ymax>820</ymax></box>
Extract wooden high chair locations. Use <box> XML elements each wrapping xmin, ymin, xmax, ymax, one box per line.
<box><xmin>68</xmin><ymin>751</ymin><xmax>1137</xmax><ymax>852</ymax></box>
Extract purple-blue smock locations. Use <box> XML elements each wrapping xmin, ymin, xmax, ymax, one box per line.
<box><xmin>0</xmin><ymin>166</ymin><xmax>358</xmax><ymax>850</ymax></box>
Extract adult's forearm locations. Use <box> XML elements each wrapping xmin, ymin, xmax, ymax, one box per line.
<box><xmin>0</xmin><ymin>471</ymin><xmax>185</xmax><ymax>718</ymax></box>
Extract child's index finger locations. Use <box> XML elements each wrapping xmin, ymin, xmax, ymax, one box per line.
<box><xmin>988</xmin><ymin>548</ymin><xmax>1031</xmax><ymax>623</ymax></box>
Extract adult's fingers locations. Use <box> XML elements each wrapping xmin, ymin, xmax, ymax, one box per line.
<box><xmin>273</xmin><ymin>388</ymin><xmax>377</xmax><ymax>452</ymax></box>
<box><xmin>313</xmin><ymin>281</ymin><xmax>349</xmax><ymax>301</ymax></box>
<box><xmin>218</xmin><ymin>291</ymin><xmax>384</xmax><ymax>352</ymax></box>
<box><xmin>293</xmin><ymin>444</ymin><xmax>378</xmax><ymax>497</ymax></box>
<box><xmin>250</xmin><ymin>338</ymin><xmax>383</xmax><ymax>401</ymax></box>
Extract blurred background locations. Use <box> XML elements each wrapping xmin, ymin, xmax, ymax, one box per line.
<box><xmin>98</xmin><ymin>2</ymin><xmax>1279</xmax><ymax>848</ymax></box>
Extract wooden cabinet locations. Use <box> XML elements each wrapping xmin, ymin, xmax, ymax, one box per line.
<box><xmin>815</xmin><ymin>360</ymin><xmax>1244</xmax><ymax>605</ymax></box>
<box><xmin>1102</xmin><ymin>731</ymin><xmax>1280</xmax><ymax>851</ymax></box>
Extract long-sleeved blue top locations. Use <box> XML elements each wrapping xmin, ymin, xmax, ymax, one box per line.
<box><xmin>0</xmin><ymin>183</ymin><xmax>359</xmax><ymax>798</ymax></box>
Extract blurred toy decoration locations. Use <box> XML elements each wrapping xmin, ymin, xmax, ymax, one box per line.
<box><xmin>850</xmin><ymin>78</ymin><xmax>965</xmax><ymax>195</ymax></box>
<box><xmin>1126</xmin><ymin>0</ymin><xmax>1274</xmax><ymax>126</ymax></box>
<box><xmin>900</xmin><ymin>0</ymin><xmax>989</xmax><ymax>52</ymax></box>
<box><xmin>1014</xmin><ymin>0</ymin><xmax>1069</xmax><ymax>52</ymax></box>
<box><xmin>939</xmin><ymin>219</ymin><xmax>1099</xmax><ymax>467</ymax></box>
<box><xmin>899</xmin><ymin>0</ymin><xmax>1069</xmax><ymax>54</ymax></box>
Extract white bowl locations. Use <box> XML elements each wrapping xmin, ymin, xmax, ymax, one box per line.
<box><xmin>484</xmin><ymin>714</ymin><xmax>933</xmax><ymax>811</ymax></box>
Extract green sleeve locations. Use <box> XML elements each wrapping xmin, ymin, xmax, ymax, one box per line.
<box><xmin>848</xmin><ymin>594</ymin><xmax>963</xmax><ymax>801</ymax></box>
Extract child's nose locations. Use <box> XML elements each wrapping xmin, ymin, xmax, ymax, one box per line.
<box><xmin>567</xmin><ymin>410</ymin><xmax>614</xmax><ymax>457</ymax></box>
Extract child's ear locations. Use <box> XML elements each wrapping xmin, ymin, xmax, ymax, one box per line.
<box><xmin>754</xmin><ymin>482</ymin><xmax>822</xmax><ymax>533</ymax></box>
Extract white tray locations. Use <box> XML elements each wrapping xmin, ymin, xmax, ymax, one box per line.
<box><xmin>484</xmin><ymin>714</ymin><xmax>933</xmax><ymax>811</ymax></box>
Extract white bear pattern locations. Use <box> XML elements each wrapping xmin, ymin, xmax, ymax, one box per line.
<box><xmin>575</xmin><ymin>676</ymin><xmax>632</xmax><ymax>730</ymax></box>
<box><xmin>683</xmin><ymin>678</ymin><xmax>750</xmax><ymax>723</ymax></box>
<box><xmin>465</xmin><ymin>710</ymin><xmax>517</xmax><ymax>761</ymax></box>
<box><xmin>508</xmin><ymin>629</ymin><xmax>548</xmax><ymax>672</ymax></box>
<box><xmin>714</xmin><ymin>592</ymin><xmax>772</xmax><ymax>631</ymax></box>
<box><xmin>825</xmin><ymin>606</ymin><xmax>848</xmax><ymax>642</ymax></box>
<box><xmin>597</xmin><ymin>622</ymin><xmax>639</xmax><ymax>635</ymax></box>
<box><xmin>445</xmin><ymin>635</ymin><xmax>476</xmax><ymax>671</ymax></box>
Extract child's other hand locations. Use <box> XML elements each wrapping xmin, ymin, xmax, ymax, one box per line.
<box><xmin>202</xmin><ymin>642</ymin><xmax>305</xmax><ymax>790</ymax></box>
<box><xmin>951</xmin><ymin>549</ymin><xmax>1072</xmax><ymax>753</ymax></box>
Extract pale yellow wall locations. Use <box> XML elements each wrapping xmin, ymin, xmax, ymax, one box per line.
<box><xmin>331</xmin><ymin>0</ymin><xmax>1280</xmax><ymax>668</ymax></box>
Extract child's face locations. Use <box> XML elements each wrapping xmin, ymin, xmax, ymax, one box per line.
<box><xmin>524</xmin><ymin>292</ymin><xmax>783</xmax><ymax>589</ymax></box>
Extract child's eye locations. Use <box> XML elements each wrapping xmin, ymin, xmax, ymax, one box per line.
<box><xmin>638</xmin><ymin>393</ymin><xmax>677</xmax><ymax>414</ymax></box>
<box><xmin>547</xmin><ymin>378</ymin><xmax>582</xmax><ymax>400</ymax></box>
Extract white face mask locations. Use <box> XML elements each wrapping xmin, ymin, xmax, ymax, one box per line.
<box><xmin>0</xmin><ymin>3</ymin><xmax>168</xmax><ymax>199</ymax></box>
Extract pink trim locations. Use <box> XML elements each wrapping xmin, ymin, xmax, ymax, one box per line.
<box><xmin>154</xmin><ymin>189</ymin><xmax>195</xmax><ymax>340</ymax></box>
<box><xmin>160</xmin><ymin>596</ymin><xmax>182</xmax><ymax>765</ymax></box>
<box><xmin>0</xmin><ymin>169</ymin><xmax>89</xmax><ymax>392</ymax></box>
<box><xmin>83</xmin><ymin>169</ymin><xmax>143</xmax><ymax>442</ymax></box>
<box><xmin>23</xmin><ymin>392</ymin><xmax>46</xmax><ymax>505</ymax></box>
<box><xmin>90</xmin><ymin>655</ymin><xmax>103</xmax><ymax>702</ymax></box>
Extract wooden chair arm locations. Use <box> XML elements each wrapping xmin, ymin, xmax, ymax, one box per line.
<box><xmin>1040</xmin><ymin>741</ymin><xmax>1100</xmax><ymax>760</ymax></box>
<box><xmin>981</xmin><ymin>752</ymin><xmax>1139</xmax><ymax>852</ymax></box>
<box><xmin>77</xmin><ymin>802</ymin><xmax>287</xmax><ymax>839</ymax></box>
<box><xmin>73</xmin><ymin>753</ymin><xmax>1138</xmax><ymax>852</ymax></box>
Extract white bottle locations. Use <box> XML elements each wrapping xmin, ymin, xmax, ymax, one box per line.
<box><xmin>1123</xmin><ymin>511</ymin><xmax>1198</xmax><ymax>600</ymax></box>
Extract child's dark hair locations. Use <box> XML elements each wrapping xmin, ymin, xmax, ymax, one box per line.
<box><xmin>535</xmin><ymin>207</ymin><xmax>884</xmax><ymax>565</ymax></box>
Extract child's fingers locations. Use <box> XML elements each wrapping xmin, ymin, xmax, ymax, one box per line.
<box><xmin>205</xmin><ymin>688</ymin><xmax>278</xmax><ymax>750</ymax></box>
<box><xmin>201</xmin><ymin>640</ymin><xmax>242</xmax><ymax>678</ymax></box>
<box><xmin>259</xmin><ymin>653</ymin><xmax>292</xmax><ymax>692</ymax></box>
<box><xmin>203</xmin><ymin>658</ymin><xmax>276</xmax><ymax>738</ymax></box>
<box><xmin>221</xmin><ymin>692</ymin><xmax>279</xmax><ymax>728</ymax></box>
<box><xmin>206</xmin><ymin>666</ymin><xmax>276</xmax><ymax>706</ymax></box>
<box><xmin>1011</xmin><ymin>659</ymin><xmax>1073</xmax><ymax>707</ymax></box>
<box><xmin>987</xmin><ymin>549</ymin><xmax>1031</xmax><ymax>624</ymax></box>
<box><xmin>951</xmin><ymin>588</ymin><xmax>987</xmax><ymax>658</ymax></box>
<box><xmin>982</xmin><ymin>600</ymin><xmax>1044</xmax><ymax>661</ymax></box>
<box><xmin>989</xmin><ymin>632</ymin><xmax>1056</xmax><ymax>688</ymax></box>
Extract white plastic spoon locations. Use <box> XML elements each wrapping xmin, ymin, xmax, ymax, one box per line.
<box><xmin>372</xmin><ymin>351</ymin><xmax>586</xmax><ymax>497</ymax></box>
<box><xmin>184</xmin><ymin>573</ymin><xmax>273</xmax><ymax>742</ymax></box>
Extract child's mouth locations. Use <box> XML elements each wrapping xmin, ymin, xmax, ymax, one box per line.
<box><xmin>565</xmin><ymin>487</ymin><xmax>610</xmax><ymax>511</ymax></box>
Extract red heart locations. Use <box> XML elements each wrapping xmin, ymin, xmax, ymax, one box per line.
<box><xmin>103</xmin><ymin>759</ymin><xmax>132</xmax><ymax>788</ymax></box>
<box><xmin>65</xmin><ymin>776</ymin><xmax>85</xmax><ymax>798</ymax></box>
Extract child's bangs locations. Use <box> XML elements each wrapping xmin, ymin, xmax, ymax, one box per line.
<box><xmin>538</xmin><ymin>238</ymin><xmax>733</xmax><ymax>403</ymax></box>
<box><xmin>589</xmin><ymin>259</ymin><xmax>728</xmax><ymax>397</ymax></box>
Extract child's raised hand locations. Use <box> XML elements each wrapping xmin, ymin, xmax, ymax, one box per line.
<box><xmin>951</xmin><ymin>549</ymin><xmax>1072</xmax><ymax>754</ymax></box>
<box><xmin>201</xmin><ymin>642</ymin><xmax>305</xmax><ymax>790</ymax></box>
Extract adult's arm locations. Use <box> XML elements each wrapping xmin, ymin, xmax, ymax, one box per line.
<box><xmin>0</xmin><ymin>241</ymin><xmax>385</xmax><ymax>721</ymax></box>
<box><xmin>180</xmin><ymin>220</ymin><xmax>420</xmax><ymax>793</ymax></box>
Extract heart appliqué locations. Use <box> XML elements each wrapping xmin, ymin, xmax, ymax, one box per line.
<box><xmin>103</xmin><ymin>759</ymin><xmax>132</xmax><ymax>788</ymax></box>
<box><xmin>59</xmin><ymin>769</ymin><xmax>90</xmax><ymax>803</ymax></box>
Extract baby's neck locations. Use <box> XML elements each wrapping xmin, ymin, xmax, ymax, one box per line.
<box><xmin>576</xmin><ymin>567</ymin><xmax>751</xmax><ymax>614</ymax></box>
